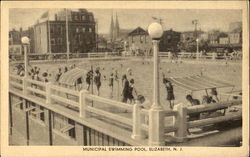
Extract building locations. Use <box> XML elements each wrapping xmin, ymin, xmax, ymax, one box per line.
<box><xmin>34</xmin><ymin>9</ymin><xmax>96</xmax><ymax>54</ymax></box>
<box><xmin>229</xmin><ymin>28</ymin><xmax>242</xmax><ymax>44</ymax></box>
<box><xmin>219</xmin><ymin>37</ymin><xmax>229</xmax><ymax>45</ymax></box>
<box><xmin>127</xmin><ymin>27</ymin><xmax>152</xmax><ymax>55</ymax></box>
<box><xmin>9</xmin><ymin>28</ymin><xmax>21</xmax><ymax>45</ymax></box>
<box><xmin>180</xmin><ymin>30</ymin><xmax>204</xmax><ymax>43</ymax></box>
<box><xmin>208</xmin><ymin>30</ymin><xmax>221</xmax><ymax>44</ymax></box>
<box><xmin>159</xmin><ymin>29</ymin><xmax>181</xmax><ymax>52</ymax></box>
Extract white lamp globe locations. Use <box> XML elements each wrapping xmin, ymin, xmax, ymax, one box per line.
<box><xmin>21</xmin><ymin>36</ymin><xmax>30</xmax><ymax>44</ymax></box>
<box><xmin>196</xmin><ymin>38</ymin><xmax>199</xmax><ymax>42</ymax></box>
<box><xmin>148</xmin><ymin>22</ymin><xmax>163</xmax><ymax>40</ymax></box>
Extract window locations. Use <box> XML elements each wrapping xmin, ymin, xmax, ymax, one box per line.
<box><xmin>140</xmin><ymin>35</ymin><xmax>143</xmax><ymax>43</ymax></box>
<box><xmin>57</xmin><ymin>26</ymin><xmax>62</xmax><ymax>34</ymax></box>
<box><xmin>81</xmin><ymin>15</ymin><xmax>86</xmax><ymax>21</ymax></box>
<box><xmin>89</xmin><ymin>28</ymin><xmax>92</xmax><ymax>33</ymax></box>
<box><xmin>57</xmin><ymin>38</ymin><xmax>62</xmax><ymax>45</ymax></box>
<box><xmin>51</xmin><ymin>39</ymin><xmax>55</xmax><ymax>45</ymax></box>
<box><xmin>50</xmin><ymin>27</ymin><xmax>54</xmax><ymax>34</ymax></box>
<box><xmin>76</xmin><ymin>28</ymin><xmax>79</xmax><ymax>33</ymax></box>
<box><xmin>89</xmin><ymin>16</ymin><xmax>93</xmax><ymax>21</ymax></box>
<box><xmin>145</xmin><ymin>36</ymin><xmax>147</xmax><ymax>43</ymax></box>
<box><xmin>82</xmin><ymin>27</ymin><xmax>86</xmax><ymax>32</ymax></box>
<box><xmin>74</xmin><ymin>15</ymin><xmax>78</xmax><ymax>21</ymax></box>
<box><xmin>52</xmin><ymin>113</ymin><xmax>76</xmax><ymax>139</ymax></box>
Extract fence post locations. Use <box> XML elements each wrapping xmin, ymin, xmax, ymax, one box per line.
<box><xmin>148</xmin><ymin>108</ymin><xmax>165</xmax><ymax>146</ymax></box>
<box><xmin>131</xmin><ymin>103</ymin><xmax>145</xmax><ymax>140</ymax></box>
<box><xmin>79</xmin><ymin>90</ymin><xmax>87</xmax><ymax>118</ymax></box>
<box><xmin>46</xmin><ymin>82</ymin><xmax>51</xmax><ymax>104</ymax></box>
<box><xmin>22</xmin><ymin>77</ymin><xmax>27</xmax><ymax>95</ymax></box>
<box><xmin>173</xmin><ymin>103</ymin><xmax>188</xmax><ymax>142</ymax></box>
<box><xmin>168</xmin><ymin>52</ymin><xmax>171</xmax><ymax>59</ymax></box>
<box><xmin>212</xmin><ymin>52</ymin><xmax>217</xmax><ymax>60</ymax></box>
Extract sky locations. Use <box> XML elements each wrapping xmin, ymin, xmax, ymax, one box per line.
<box><xmin>9</xmin><ymin>8</ymin><xmax>242</xmax><ymax>34</ymax></box>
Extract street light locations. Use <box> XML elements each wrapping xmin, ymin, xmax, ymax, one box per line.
<box><xmin>196</xmin><ymin>38</ymin><xmax>199</xmax><ymax>60</ymax></box>
<box><xmin>21</xmin><ymin>36</ymin><xmax>30</xmax><ymax>77</ymax></box>
<box><xmin>148</xmin><ymin>22</ymin><xmax>163</xmax><ymax>109</ymax></box>
<box><xmin>147</xmin><ymin>22</ymin><xmax>165</xmax><ymax>146</ymax></box>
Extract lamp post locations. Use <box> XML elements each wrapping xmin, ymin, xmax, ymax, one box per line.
<box><xmin>21</xmin><ymin>36</ymin><xmax>30</xmax><ymax>77</ymax></box>
<box><xmin>148</xmin><ymin>22</ymin><xmax>165</xmax><ymax>146</ymax></box>
<box><xmin>196</xmin><ymin>38</ymin><xmax>199</xmax><ymax>60</ymax></box>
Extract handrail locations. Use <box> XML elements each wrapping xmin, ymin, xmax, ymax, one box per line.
<box><xmin>188</xmin><ymin>111</ymin><xmax>241</xmax><ymax>128</ymax></box>
<box><xmin>26</xmin><ymin>87</ymin><xmax>46</xmax><ymax>96</ymax></box>
<box><xmin>10</xmin><ymin>82</ymin><xmax>23</xmax><ymax>88</ymax></box>
<box><xmin>187</xmin><ymin>100</ymin><xmax>242</xmax><ymax>114</ymax></box>
<box><xmin>86</xmin><ymin>94</ymin><xmax>133</xmax><ymax>111</ymax></box>
<box><xmin>50</xmin><ymin>84</ymin><xmax>79</xmax><ymax>96</ymax></box>
<box><xmin>86</xmin><ymin>106</ymin><xmax>133</xmax><ymax>126</ymax></box>
<box><xmin>50</xmin><ymin>94</ymin><xmax>79</xmax><ymax>107</ymax></box>
<box><xmin>10</xmin><ymin>74</ymin><xmax>23</xmax><ymax>80</ymax></box>
<box><xmin>26</xmin><ymin>78</ymin><xmax>47</xmax><ymax>87</ymax></box>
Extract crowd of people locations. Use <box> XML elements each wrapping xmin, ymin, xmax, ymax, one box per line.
<box><xmin>13</xmin><ymin>62</ymin><xmax>234</xmax><ymax>116</ymax></box>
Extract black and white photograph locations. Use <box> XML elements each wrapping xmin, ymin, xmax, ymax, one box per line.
<box><xmin>1</xmin><ymin>1</ymin><xmax>249</xmax><ymax>157</ymax></box>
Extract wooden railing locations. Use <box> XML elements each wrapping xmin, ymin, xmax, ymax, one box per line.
<box><xmin>9</xmin><ymin>74</ymin><xmax>242</xmax><ymax>145</ymax></box>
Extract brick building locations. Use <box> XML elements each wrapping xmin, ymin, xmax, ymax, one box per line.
<box><xmin>34</xmin><ymin>9</ymin><xmax>96</xmax><ymax>54</ymax></box>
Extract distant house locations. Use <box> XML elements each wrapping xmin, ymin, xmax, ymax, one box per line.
<box><xmin>229</xmin><ymin>28</ymin><xmax>242</xmax><ymax>44</ymax></box>
<box><xmin>159</xmin><ymin>29</ymin><xmax>181</xmax><ymax>52</ymax></box>
<box><xmin>127</xmin><ymin>27</ymin><xmax>152</xmax><ymax>55</ymax></box>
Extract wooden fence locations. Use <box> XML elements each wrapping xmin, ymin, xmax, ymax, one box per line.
<box><xmin>9</xmin><ymin>74</ymin><xmax>242</xmax><ymax>145</ymax></box>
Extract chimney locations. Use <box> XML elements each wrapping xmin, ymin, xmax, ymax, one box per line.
<box><xmin>20</xmin><ymin>27</ymin><xmax>23</xmax><ymax>32</ymax></box>
<box><xmin>55</xmin><ymin>14</ymin><xmax>58</xmax><ymax>21</ymax></box>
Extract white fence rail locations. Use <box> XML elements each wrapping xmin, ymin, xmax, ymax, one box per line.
<box><xmin>9</xmin><ymin>74</ymin><xmax>242</xmax><ymax>145</ymax></box>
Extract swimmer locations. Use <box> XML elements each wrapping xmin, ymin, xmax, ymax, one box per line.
<box><xmin>109</xmin><ymin>72</ymin><xmax>114</xmax><ymax>98</ymax></box>
<box><xmin>94</xmin><ymin>68</ymin><xmax>101</xmax><ymax>96</ymax></box>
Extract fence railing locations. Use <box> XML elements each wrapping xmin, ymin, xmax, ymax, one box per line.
<box><xmin>9</xmin><ymin>74</ymin><xmax>242</xmax><ymax>145</ymax></box>
<box><xmin>10</xmin><ymin>51</ymin><xmax>241</xmax><ymax>64</ymax></box>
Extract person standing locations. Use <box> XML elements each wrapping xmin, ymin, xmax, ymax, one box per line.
<box><xmin>210</xmin><ymin>88</ymin><xmax>219</xmax><ymax>102</ymax></box>
<box><xmin>163</xmin><ymin>78</ymin><xmax>175</xmax><ymax>109</ymax></box>
<box><xmin>86</xmin><ymin>69</ymin><xmax>93</xmax><ymax>91</ymax></box>
<box><xmin>94</xmin><ymin>68</ymin><xmax>101</xmax><ymax>96</ymax></box>
<box><xmin>121</xmin><ymin>74</ymin><xmax>130</xmax><ymax>103</ymax></box>
<box><xmin>128</xmin><ymin>79</ymin><xmax>138</xmax><ymax>104</ymax></box>
<box><xmin>55</xmin><ymin>68</ymin><xmax>62</xmax><ymax>82</ymax></box>
<box><xmin>109</xmin><ymin>72</ymin><xmax>114</xmax><ymax>98</ymax></box>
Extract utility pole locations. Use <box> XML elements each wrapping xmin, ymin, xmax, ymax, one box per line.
<box><xmin>95</xmin><ymin>19</ymin><xmax>98</xmax><ymax>52</ymax></box>
<box><xmin>65</xmin><ymin>8</ymin><xmax>70</xmax><ymax>61</ymax></box>
<box><xmin>192</xmin><ymin>19</ymin><xmax>199</xmax><ymax>39</ymax></box>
